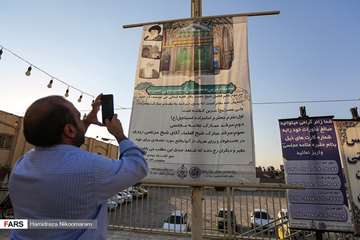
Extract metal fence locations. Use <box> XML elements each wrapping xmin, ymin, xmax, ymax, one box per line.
<box><xmin>1</xmin><ymin>180</ymin><xmax>358</xmax><ymax>239</ymax></box>
<box><xmin>108</xmin><ymin>185</ymin><xmax>290</xmax><ymax>239</ymax></box>
<box><xmin>107</xmin><ymin>184</ymin><xmax>359</xmax><ymax>240</ymax></box>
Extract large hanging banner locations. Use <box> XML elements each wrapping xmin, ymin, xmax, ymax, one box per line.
<box><xmin>279</xmin><ymin>117</ymin><xmax>352</xmax><ymax>232</ymax></box>
<box><xmin>334</xmin><ymin>120</ymin><xmax>360</xmax><ymax>234</ymax></box>
<box><xmin>129</xmin><ymin>17</ymin><xmax>257</xmax><ymax>183</ymax></box>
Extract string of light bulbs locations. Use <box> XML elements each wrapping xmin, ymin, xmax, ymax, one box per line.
<box><xmin>1</xmin><ymin>44</ymin><xmax>358</xmax><ymax>111</ymax></box>
<box><xmin>0</xmin><ymin>43</ymin><xmax>95</xmax><ymax>103</ymax></box>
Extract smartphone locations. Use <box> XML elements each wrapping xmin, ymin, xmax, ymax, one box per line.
<box><xmin>101</xmin><ymin>94</ymin><xmax>114</xmax><ymax>124</ymax></box>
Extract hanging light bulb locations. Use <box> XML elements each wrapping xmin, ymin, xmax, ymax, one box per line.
<box><xmin>78</xmin><ymin>94</ymin><xmax>83</xmax><ymax>102</ymax></box>
<box><xmin>65</xmin><ymin>87</ymin><xmax>70</xmax><ymax>97</ymax></box>
<box><xmin>25</xmin><ymin>66</ymin><xmax>32</xmax><ymax>76</ymax></box>
<box><xmin>0</xmin><ymin>48</ymin><xmax>3</xmax><ymax>60</ymax></box>
<box><xmin>47</xmin><ymin>79</ymin><xmax>53</xmax><ymax>88</ymax></box>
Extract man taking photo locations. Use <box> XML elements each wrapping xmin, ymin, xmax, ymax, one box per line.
<box><xmin>8</xmin><ymin>94</ymin><xmax>148</xmax><ymax>239</ymax></box>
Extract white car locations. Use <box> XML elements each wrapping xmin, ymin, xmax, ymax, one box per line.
<box><xmin>217</xmin><ymin>208</ymin><xmax>237</xmax><ymax>233</ymax></box>
<box><xmin>106</xmin><ymin>199</ymin><xmax>117</xmax><ymax>211</ymax></box>
<box><xmin>129</xmin><ymin>189</ymin><xmax>143</xmax><ymax>199</ymax></box>
<box><xmin>110</xmin><ymin>195</ymin><xmax>124</xmax><ymax>205</ymax></box>
<box><xmin>250</xmin><ymin>209</ymin><xmax>273</xmax><ymax>230</ymax></box>
<box><xmin>162</xmin><ymin>210</ymin><xmax>189</xmax><ymax>232</ymax></box>
<box><xmin>118</xmin><ymin>192</ymin><xmax>132</xmax><ymax>203</ymax></box>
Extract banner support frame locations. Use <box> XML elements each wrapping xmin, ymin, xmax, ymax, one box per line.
<box><xmin>122</xmin><ymin>10</ymin><xmax>280</xmax><ymax>29</ymax></box>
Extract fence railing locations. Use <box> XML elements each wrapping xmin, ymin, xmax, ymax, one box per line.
<box><xmin>107</xmin><ymin>183</ymin><xmax>359</xmax><ymax>240</ymax></box>
<box><xmin>2</xmin><ymin>180</ymin><xmax>357</xmax><ymax>239</ymax></box>
<box><xmin>108</xmin><ymin>183</ymin><xmax>295</xmax><ymax>239</ymax></box>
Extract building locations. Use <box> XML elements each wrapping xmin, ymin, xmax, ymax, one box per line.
<box><xmin>0</xmin><ymin>110</ymin><xmax>118</xmax><ymax>168</ymax></box>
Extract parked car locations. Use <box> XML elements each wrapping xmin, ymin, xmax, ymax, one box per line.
<box><xmin>129</xmin><ymin>189</ymin><xmax>143</xmax><ymax>199</ymax></box>
<box><xmin>217</xmin><ymin>208</ymin><xmax>237</xmax><ymax>233</ymax></box>
<box><xmin>136</xmin><ymin>187</ymin><xmax>148</xmax><ymax>197</ymax></box>
<box><xmin>250</xmin><ymin>209</ymin><xmax>273</xmax><ymax>230</ymax></box>
<box><xmin>162</xmin><ymin>210</ymin><xmax>189</xmax><ymax>232</ymax></box>
<box><xmin>110</xmin><ymin>195</ymin><xmax>125</xmax><ymax>205</ymax></box>
<box><xmin>106</xmin><ymin>199</ymin><xmax>118</xmax><ymax>211</ymax></box>
<box><xmin>119</xmin><ymin>191</ymin><xmax>133</xmax><ymax>203</ymax></box>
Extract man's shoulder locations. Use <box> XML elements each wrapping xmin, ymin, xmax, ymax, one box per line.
<box><xmin>69</xmin><ymin>147</ymin><xmax>113</xmax><ymax>162</ymax></box>
<box><xmin>74</xmin><ymin>147</ymin><xmax>118</xmax><ymax>165</ymax></box>
<box><xmin>32</xmin><ymin>145</ymin><xmax>114</xmax><ymax>166</ymax></box>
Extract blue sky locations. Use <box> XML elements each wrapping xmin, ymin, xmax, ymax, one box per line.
<box><xmin>0</xmin><ymin>0</ymin><xmax>359</xmax><ymax>167</ymax></box>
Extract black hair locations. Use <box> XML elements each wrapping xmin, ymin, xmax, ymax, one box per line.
<box><xmin>23</xmin><ymin>96</ymin><xmax>76</xmax><ymax>147</ymax></box>
<box><xmin>148</xmin><ymin>25</ymin><xmax>161</xmax><ymax>33</ymax></box>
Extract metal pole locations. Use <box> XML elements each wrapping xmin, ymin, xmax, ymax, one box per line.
<box><xmin>191</xmin><ymin>0</ymin><xmax>202</xmax><ymax>18</ymax></box>
<box><xmin>191</xmin><ymin>1</ymin><xmax>203</xmax><ymax>239</ymax></box>
<box><xmin>299</xmin><ymin>106</ymin><xmax>307</xmax><ymax>118</ymax></box>
<box><xmin>192</xmin><ymin>186</ymin><xmax>203</xmax><ymax>240</ymax></box>
<box><xmin>315</xmin><ymin>230</ymin><xmax>323</xmax><ymax>240</ymax></box>
<box><xmin>350</xmin><ymin>107</ymin><xmax>359</xmax><ymax>120</ymax></box>
<box><xmin>226</xmin><ymin>187</ymin><xmax>232</xmax><ymax>238</ymax></box>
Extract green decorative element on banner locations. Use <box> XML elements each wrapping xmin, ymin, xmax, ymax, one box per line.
<box><xmin>146</xmin><ymin>80</ymin><xmax>236</xmax><ymax>95</ymax></box>
<box><xmin>135</xmin><ymin>82</ymin><xmax>153</xmax><ymax>90</ymax></box>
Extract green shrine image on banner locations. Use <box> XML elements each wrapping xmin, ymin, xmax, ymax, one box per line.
<box><xmin>136</xmin><ymin>17</ymin><xmax>236</xmax><ymax>95</ymax></box>
<box><xmin>160</xmin><ymin>18</ymin><xmax>234</xmax><ymax>76</ymax></box>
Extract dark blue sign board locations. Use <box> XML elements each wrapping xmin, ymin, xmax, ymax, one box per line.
<box><xmin>279</xmin><ymin>116</ymin><xmax>352</xmax><ymax>231</ymax></box>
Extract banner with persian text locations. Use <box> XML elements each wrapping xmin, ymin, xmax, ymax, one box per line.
<box><xmin>334</xmin><ymin>120</ymin><xmax>360</xmax><ymax>234</ymax></box>
<box><xmin>279</xmin><ymin>117</ymin><xmax>352</xmax><ymax>232</ymax></box>
<box><xmin>129</xmin><ymin>17</ymin><xmax>257</xmax><ymax>183</ymax></box>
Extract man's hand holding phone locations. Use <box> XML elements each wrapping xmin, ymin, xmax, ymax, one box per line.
<box><xmin>83</xmin><ymin>94</ymin><xmax>103</xmax><ymax>129</ymax></box>
<box><xmin>83</xmin><ymin>93</ymin><xmax>126</xmax><ymax>142</ymax></box>
<box><xmin>105</xmin><ymin>114</ymin><xmax>127</xmax><ymax>142</ymax></box>
<box><xmin>100</xmin><ymin>94</ymin><xmax>127</xmax><ymax>142</ymax></box>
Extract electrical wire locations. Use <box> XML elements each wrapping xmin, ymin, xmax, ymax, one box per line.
<box><xmin>252</xmin><ymin>98</ymin><xmax>359</xmax><ymax>105</ymax></box>
<box><xmin>1</xmin><ymin>44</ymin><xmax>358</xmax><ymax>111</ymax></box>
<box><xmin>0</xmin><ymin>44</ymin><xmax>96</xmax><ymax>99</ymax></box>
<box><xmin>77</xmin><ymin>98</ymin><xmax>359</xmax><ymax>112</ymax></box>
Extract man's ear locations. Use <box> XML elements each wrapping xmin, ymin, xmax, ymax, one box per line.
<box><xmin>63</xmin><ymin>123</ymin><xmax>77</xmax><ymax>139</ymax></box>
